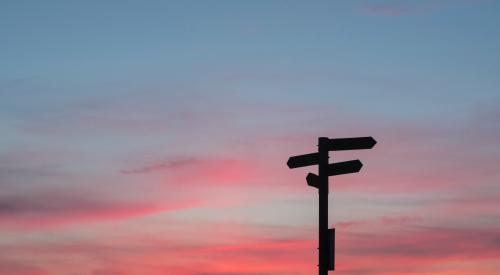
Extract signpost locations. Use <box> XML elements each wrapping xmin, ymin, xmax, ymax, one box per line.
<box><xmin>286</xmin><ymin>152</ymin><xmax>319</xmax><ymax>169</ymax></box>
<box><xmin>287</xmin><ymin>136</ymin><xmax>376</xmax><ymax>274</ymax></box>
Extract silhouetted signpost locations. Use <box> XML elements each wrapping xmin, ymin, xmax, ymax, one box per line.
<box><xmin>287</xmin><ymin>136</ymin><xmax>376</xmax><ymax>275</ymax></box>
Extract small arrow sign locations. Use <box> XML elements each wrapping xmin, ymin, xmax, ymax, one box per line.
<box><xmin>287</xmin><ymin>152</ymin><xmax>319</xmax><ymax>169</ymax></box>
<box><xmin>328</xmin><ymin>159</ymin><xmax>363</xmax><ymax>176</ymax></box>
<box><xmin>306</xmin><ymin>173</ymin><xmax>319</xmax><ymax>188</ymax></box>
<box><xmin>328</xmin><ymin>137</ymin><xmax>376</xmax><ymax>151</ymax></box>
<box><xmin>305</xmin><ymin>160</ymin><xmax>362</xmax><ymax>188</ymax></box>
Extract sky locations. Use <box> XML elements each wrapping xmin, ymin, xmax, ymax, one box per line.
<box><xmin>1</xmin><ymin>0</ymin><xmax>500</xmax><ymax>274</ymax></box>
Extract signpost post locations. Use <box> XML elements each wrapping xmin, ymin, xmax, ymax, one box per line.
<box><xmin>287</xmin><ymin>136</ymin><xmax>376</xmax><ymax>274</ymax></box>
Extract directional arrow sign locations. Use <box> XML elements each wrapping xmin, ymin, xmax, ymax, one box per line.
<box><xmin>328</xmin><ymin>136</ymin><xmax>376</xmax><ymax>151</ymax></box>
<box><xmin>328</xmin><ymin>159</ymin><xmax>363</xmax><ymax>176</ymax></box>
<box><xmin>306</xmin><ymin>173</ymin><xmax>319</xmax><ymax>188</ymax></box>
<box><xmin>306</xmin><ymin>160</ymin><xmax>362</xmax><ymax>188</ymax></box>
<box><xmin>287</xmin><ymin>152</ymin><xmax>319</xmax><ymax>169</ymax></box>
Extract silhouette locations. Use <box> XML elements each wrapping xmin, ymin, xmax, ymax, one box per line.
<box><xmin>287</xmin><ymin>136</ymin><xmax>377</xmax><ymax>274</ymax></box>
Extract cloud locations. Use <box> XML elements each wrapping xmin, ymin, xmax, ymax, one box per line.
<box><xmin>322</xmin><ymin>104</ymin><xmax>500</xmax><ymax>193</ymax></box>
<box><xmin>0</xmin><ymin>260</ymin><xmax>48</xmax><ymax>275</ymax></box>
<box><xmin>121</xmin><ymin>156</ymin><xmax>260</xmax><ymax>187</ymax></box>
<box><xmin>3</xmin><ymin>217</ymin><xmax>500</xmax><ymax>275</ymax></box>
<box><xmin>336</xmin><ymin>226</ymin><xmax>500</xmax><ymax>274</ymax></box>
<box><xmin>14</xmin><ymin>86</ymin><xmax>237</xmax><ymax>138</ymax></box>
<box><xmin>336</xmin><ymin>215</ymin><xmax>422</xmax><ymax>230</ymax></box>
<box><xmin>0</xmin><ymin>149</ymin><xmax>76</xmax><ymax>188</ymax></box>
<box><xmin>26</xmin><ymin>226</ymin><xmax>500</xmax><ymax>274</ymax></box>
<box><xmin>120</xmin><ymin>157</ymin><xmax>202</xmax><ymax>174</ymax></box>
<box><xmin>0</xmin><ymin>186</ymin><xmax>199</xmax><ymax>229</ymax></box>
<box><xmin>1</xmin><ymin>220</ymin><xmax>315</xmax><ymax>275</ymax></box>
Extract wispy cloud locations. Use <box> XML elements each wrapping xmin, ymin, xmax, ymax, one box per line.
<box><xmin>0</xmin><ymin>186</ymin><xmax>199</xmax><ymax>229</ymax></box>
<box><xmin>120</xmin><ymin>157</ymin><xmax>202</xmax><ymax>174</ymax></box>
<box><xmin>0</xmin><ymin>259</ymin><xmax>47</xmax><ymax>275</ymax></box>
<box><xmin>4</xmin><ymin>220</ymin><xmax>500</xmax><ymax>275</ymax></box>
<box><xmin>121</xmin><ymin>156</ymin><xmax>260</xmax><ymax>187</ymax></box>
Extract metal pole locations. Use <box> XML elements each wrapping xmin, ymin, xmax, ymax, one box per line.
<box><xmin>318</xmin><ymin>137</ymin><xmax>329</xmax><ymax>275</ymax></box>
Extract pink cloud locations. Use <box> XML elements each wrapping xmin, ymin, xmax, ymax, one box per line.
<box><xmin>0</xmin><ymin>186</ymin><xmax>201</xmax><ymax>229</ymax></box>
<box><xmin>0</xmin><ymin>260</ymin><xmax>48</xmax><ymax>275</ymax></box>
<box><xmin>337</xmin><ymin>226</ymin><xmax>500</xmax><ymax>273</ymax></box>
<box><xmin>122</xmin><ymin>156</ymin><xmax>261</xmax><ymax>187</ymax></box>
<box><xmin>120</xmin><ymin>157</ymin><xmax>202</xmax><ymax>174</ymax></box>
<box><xmin>428</xmin><ymin>192</ymin><xmax>500</xmax><ymax>218</ymax></box>
<box><xmin>7</xmin><ymin>224</ymin><xmax>500</xmax><ymax>275</ymax></box>
<box><xmin>336</xmin><ymin>215</ymin><xmax>422</xmax><ymax>230</ymax></box>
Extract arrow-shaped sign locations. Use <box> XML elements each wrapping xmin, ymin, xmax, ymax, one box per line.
<box><xmin>306</xmin><ymin>173</ymin><xmax>320</xmax><ymax>188</ymax></box>
<box><xmin>328</xmin><ymin>159</ymin><xmax>363</xmax><ymax>176</ymax></box>
<box><xmin>327</xmin><ymin>137</ymin><xmax>376</xmax><ymax>151</ymax></box>
<box><xmin>305</xmin><ymin>160</ymin><xmax>363</xmax><ymax>188</ymax></box>
<box><xmin>287</xmin><ymin>152</ymin><xmax>319</xmax><ymax>169</ymax></box>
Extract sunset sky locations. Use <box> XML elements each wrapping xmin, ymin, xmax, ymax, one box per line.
<box><xmin>1</xmin><ymin>1</ymin><xmax>500</xmax><ymax>274</ymax></box>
